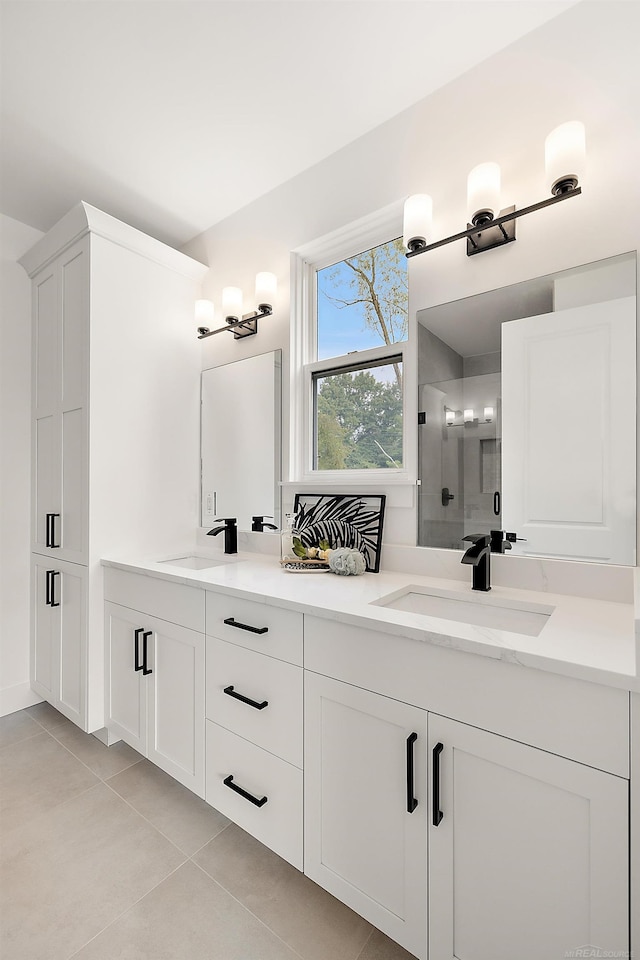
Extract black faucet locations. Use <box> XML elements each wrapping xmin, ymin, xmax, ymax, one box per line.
<box><xmin>251</xmin><ymin>515</ymin><xmax>278</xmax><ymax>532</ymax></box>
<box><xmin>207</xmin><ymin>518</ymin><xmax>238</xmax><ymax>554</ymax></box>
<box><xmin>461</xmin><ymin>534</ymin><xmax>491</xmax><ymax>591</ymax></box>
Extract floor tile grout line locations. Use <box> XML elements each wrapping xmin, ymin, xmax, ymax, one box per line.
<box><xmin>354</xmin><ymin>927</ymin><xmax>376</xmax><ymax>960</ymax></box>
<box><xmin>99</xmin><ymin>774</ymin><xmax>196</xmax><ymax>859</ymax></box>
<box><xmin>189</xmin><ymin>858</ymin><xmax>309</xmax><ymax>960</ymax></box>
<box><xmin>64</xmin><ymin>858</ymin><xmax>189</xmax><ymax>960</ymax></box>
<box><xmin>44</xmin><ymin>724</ymin><xmax>144</xmax><ymax>783</ymax></box>
<box><xmin>185</xmin><ymin>817</ymin><xmax>233</xmax><ymax>860</ymax></box>
<box><xmin>0</xmin><ymin>727</ymin><xmax>48</xmax><ymax>754</ymax></box>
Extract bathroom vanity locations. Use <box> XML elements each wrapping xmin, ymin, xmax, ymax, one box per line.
<box><xmin>102</xmin><ymin>552</ymin><xmax>639</xmax><ymax>960</ymax></box>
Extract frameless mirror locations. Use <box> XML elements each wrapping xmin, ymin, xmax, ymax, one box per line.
<box><xmin>417</xmin><ymin>252</ymin><xmax>636</xmax><ymax>565</ymax></box>
<box><xmin>201</xmin><ymin>350</ymin><xmax>282</xmax><ymax>532</ymax></box>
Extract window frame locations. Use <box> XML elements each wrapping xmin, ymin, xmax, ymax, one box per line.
<box><xmin>290</xmin><ymin>201</ymin><xmax>415</xmax><ymax>485</ymax></box>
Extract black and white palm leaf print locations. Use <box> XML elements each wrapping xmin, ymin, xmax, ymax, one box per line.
<box><xmin>292</xmin><ymin>494</ymin><xmax>386</xmax><ymax>572</ymax></box>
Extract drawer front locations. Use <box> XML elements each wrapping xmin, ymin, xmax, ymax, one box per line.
<box><xmin>104</xmin><ymin>568</ymin><xmax>204</xmax><ymax>633</ymax></box>
<box><xmin>206</xmin><ymin>592</ymin><xmax>302</xmax><ymax>665</ymax></box>
<box><xmin>206</xmin><ymin>637</ymin><xmax>303</xmax><ymax>767</ymax></box>
<box><xmin>206</xmin><ymin>720</ymin><xmax>302</xmax><ymax>869</ymax></box>
<box><xmin>304</xmin><ymin>616</ymin><xmax>630</xmax><ymax>777</ymax></box>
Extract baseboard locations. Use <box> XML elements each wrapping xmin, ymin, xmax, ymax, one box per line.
<box><xmin>0</xmin><ymin>682</ymin><xmax>43</xmax><ymax>718</ymax></box>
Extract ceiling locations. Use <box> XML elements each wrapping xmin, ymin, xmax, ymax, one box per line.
<box><xmin>0</xmin><ymin>1</ymin><xmax>577</xmax><ymax>249</ymax></box>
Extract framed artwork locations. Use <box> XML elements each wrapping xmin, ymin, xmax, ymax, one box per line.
<box><xmin>292</xmin><ymin>493</ymin><xmax>386</xmax><ymax>573</ymax></box>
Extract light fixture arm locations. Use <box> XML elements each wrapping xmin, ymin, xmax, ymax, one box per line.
<box><xmin>406</xmin><ymin>186</ymin><xmax>581</xmax><ymax>259</ymax></box>
<box><xmin>197</xmin><ymin>305</ymin><xmax>272</xmax><ymax>340</ymax></box>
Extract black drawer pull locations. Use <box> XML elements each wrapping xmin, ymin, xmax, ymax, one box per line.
<box><xmin>142</xmin><ymin>630</ymin><xmax>153</xmax><ymax>675</ymax></box>
<box><xmin>406</xmin><ymin>732</ymin><xmax>418</xmax><ymax>813</ymax></box>
<box><xmin>223</xmin><ymin>617</ymin><xmax>268</xmax><ymax>635</ymax></box>
<box><xmin>134</xmin><ymin>628</ymin><xmax>144</xmax><ymax>672</ymax></box>
<box><xmin>223</xmin><ymin>774</ymin><xmax>268</xmax><ymax>807</ymax></box>
<box><xmin>223</xmin><ymin>685</ymin><xmax>268</xmax><ymax>710</ymax></box>
<box><xmin>433</xmin><ymin>742</ymin><xmax>444</xmax><ymax>826</ymax></box>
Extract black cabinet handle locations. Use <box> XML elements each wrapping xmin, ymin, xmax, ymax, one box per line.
<box><xmin>134</xmin><ymin>628</ymin><xmax>144</xmax><ymax>672</ymax></box>
<box><xmin>406</xmin><ymin>732</ymin><xmax>418</xmax><ymax>813</ymax></box>
<box><xmin>50</xmin><ymin>570</ymin><xmax>60</xmax><ymax>607</ymax></box>
<box><xmin>45</xmin><ymin>569</ymin><xmax>54</xmax><ymax>606</ymax></box>
<box><xmin>432</xmin><ymin>742</ymin><xmax>444</xmax><ymax>826</ymax></box>
<box><xmin>223</xmin><ymin>617</ymin><xmax>268</xmax><ymax>635</ymax></box>
<box><xmin>493</xmin><ymin>491</ymin><xmax>501</xmax><ymax>516</ymax></box>
<box><xmin>142</xmin><ymin>630</ymin><xmax>152</xmax><ymax>675</ymax></box>
<box><xmin>46</xmin><ymin>513</ymin><xmax>61</xmax><ymax>548</ymax></box>
<box><xmin>223</xmin><ymin>774</ymin><xmax>268</xmax><ymax>807</ymax></box>
<box><xmin>223</xmin><ymin>685</ymin><xmax>268</xmax><ymax>710</ymax></box>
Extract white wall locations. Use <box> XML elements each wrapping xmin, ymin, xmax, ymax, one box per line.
<box><xmin>0</xmin><ymin>214</ymin><xmax>44</xmax><ymax>715</ymax></box>
<box><xmin>183</xmin><ymin>1</ymin><xmax>640</xmax><ymax>555</ymax></box>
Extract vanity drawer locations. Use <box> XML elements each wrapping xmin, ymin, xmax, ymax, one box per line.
<box><xmin>104</xmin><ymin>568</ymin><xmax>204</xmax><ymax>633</ymax></box>
<box><xmin>206</xmin><ymin>592</ymin><xmax>302</xmax><ymax>665</ymax></box>
<box><xmin>206</xmin><ymin>720</ymin><xmax>302</xmax><ymax>869</ymax></box>
<box><xmin>206</xmin><ymin>637</ymin><xmax>303</xmax><ymax>767</ymax></box>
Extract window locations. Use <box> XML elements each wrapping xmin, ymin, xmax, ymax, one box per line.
<box><xmin>294</xmin><ymin>223</ymin><xmax>409</xmax><ymax>478</ymax></box>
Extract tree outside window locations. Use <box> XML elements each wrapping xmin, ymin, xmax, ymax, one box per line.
<box><xmin>314</xmin><ymin>237</ymin><xmax>407</xmax><ymax>471</ymax></box>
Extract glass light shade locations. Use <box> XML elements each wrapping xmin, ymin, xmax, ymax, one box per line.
<box><xmin>545</xmin><ymin>121</ymin><xmax>585</xmax><ymax>195</ymax></box>
<box><xmin>403</xmin><ymin>194</ymin><xmax>433</xmax><ymax>251</ymax></box>
<box><xmin>467</xmin><ymin>162</ymin><xmax>501</xmax><ymax>223</ymax></box>
<box><xmin>464</xmin><ymin>408</ymin><xmax>475</xmax><ymax>423</ymax></box>
<box><xmin>484</xmin><ymin>405</ymin><xmax>494</xmax><ymax>421</ymax></box>
<box><xmin>222</xmin><ymin>286</ymin><xmax>243</xmax><ymax>320</ymax></box>
<box><xmin>195</xmin><ymin>299</ymin><xmax>214</xmax><ymax>326</ymax></box>
<box><xmin>255</xmin><ymin>271</ymin><xmax>277</xmax><ymax>310</ymax></box>
<box><xmin>445</xmin><ymin>409</ymin><xmax>455</xmax><ymax>425</ymax></box>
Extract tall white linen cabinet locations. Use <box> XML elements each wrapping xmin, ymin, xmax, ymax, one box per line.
<box><xmin>20</xmin><ymin>203</ymin><xmax>207</xmax><ymax>732</ymax></box>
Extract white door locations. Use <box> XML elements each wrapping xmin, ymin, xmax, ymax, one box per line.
<box><xmin>428</xmin><ymin>715</ymin><xmax>629</xmax><ymax>960</ymax></box>
<box><xmin>501</xmin><ymin>296</ymin><xmax>635</xmax><ymax>563</ymax></box>
<box><xmin>147</xmin><ymin>619</ymin><xmax>205</xmax><ymax>797</ymax></box>
<box><xmin>305</xmin><ymin>672</ymin><xmax>427</xmax><ymax>960</ymax></box>
<box><xmin>105</xmin><ymin>602</ymin><xmax>146</xmax><ymax>754</ymax></box>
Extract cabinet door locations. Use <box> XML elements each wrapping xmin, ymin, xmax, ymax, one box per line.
<box><xmin>305</xmin><ymin>672</ymin><xmax>427</xmax><ymax>960</ymax></box>
<box><xmin>31</xmin><ymin>557</ymin><xmax>58</xmax><ymax>700</ymax></box>
<box><xmin>31</xmin><ymin>240</ymin><xmax>88</xmax><ymax>564</ymax></box>
<box><xmin>105</xmin><ymin>603</ymin><xmax>146</xmax><ymax>754</ymax></box>
<box><xmin>31</xmin><ymin>556</ymin><xmax>86</xmax><ymax>728</ymax></box>
<box><xmin>147</xmin><ymin>619</ymin><xmax>205</xmax><ymax>797</ymax></box>
<box><xmin>429</xmin><ymin>715</ymin><xmax>629</xmax><ymax>960</ymax></box>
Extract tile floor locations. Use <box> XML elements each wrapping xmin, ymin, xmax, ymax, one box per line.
<box><xmin>0</xmin><ymin>703</ymin><xmax>417</xmax><ymax>960</ymax></box>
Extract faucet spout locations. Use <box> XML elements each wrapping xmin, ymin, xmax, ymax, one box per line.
<box><xmin>207</xmin><ymin>518</ymin><xmax>238</xmax><ymax>554</ymax></box>
<box><xmin>461</xmin><ymin>534</ymin><xmax>491</xmax><ymax>591</ymax></box>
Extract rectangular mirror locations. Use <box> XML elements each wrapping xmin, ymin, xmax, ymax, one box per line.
<box><xmin>201</xmin><ymin>350</ymin><xmax>282</xmax><ymax>532</ymax></box>
<box><xmin>417</xmin><ymin>252</ymin><xmax>636</xmax><ymax>565</ymax></box>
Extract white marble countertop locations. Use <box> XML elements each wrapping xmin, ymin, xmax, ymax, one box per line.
<box><xmin>101</xmin><ymin>551</ymin><xmax>640</xmax><ymax>693</ymax></box>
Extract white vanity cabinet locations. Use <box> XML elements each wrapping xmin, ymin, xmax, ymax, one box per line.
<box><xmin>104</xmin><ymin>570</ymin><xmax>206</xmax><ymax>796</ymax></box>
<box><xmin>31</xmin><ymin>555</ymin><xmax>87</xmax><ymax>728</ymax></box>
<box><xmin>21</xmin><ymin>203</ymin><xmax>206</xmax><ymax>732</ymax></box>
<box><xmin>204</xmin><ymin>592</ymin><xmax>304</xmax><ymax>869</ymax></box>
<box><xmin>304</xmin><ymin>615</ymin><xmax>630</xmax><ymax>960</ymax></box>
<box><xmin>304</xmin><ymin>671</ymin><xmax>427</xmax><ymax>959</ymax></box>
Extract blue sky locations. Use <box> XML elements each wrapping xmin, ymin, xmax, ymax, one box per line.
<box><xmin>316</xmin><ymin>259</ymin><xmax>384</xmax><ymax>360</ymax></box>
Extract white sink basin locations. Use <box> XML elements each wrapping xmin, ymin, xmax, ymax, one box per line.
<box><xmin>157</xmin><ymin>555</ymin><xmax>236</xmax><ymax>570</ymax></box>
<box><xmin>372</xmin><ymin>585</ymin><xmax>554</xmax><ymax>637</ymax></box>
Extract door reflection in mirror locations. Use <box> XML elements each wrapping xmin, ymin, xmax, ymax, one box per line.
<box><xmin>417</xmin><ymin>252</ymin><xmax>636</xmax><ymax>565</ymax></box>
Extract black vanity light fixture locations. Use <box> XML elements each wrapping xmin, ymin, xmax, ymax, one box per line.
<box><xmin>196</xmin><ymin>271</ymin><xmax>277</xmax><ymax>340</ymax></box>
<box><xmin>403</xmin><ymin>121</ymin><xmax>585</xmax><ymax>259</ymax></box>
